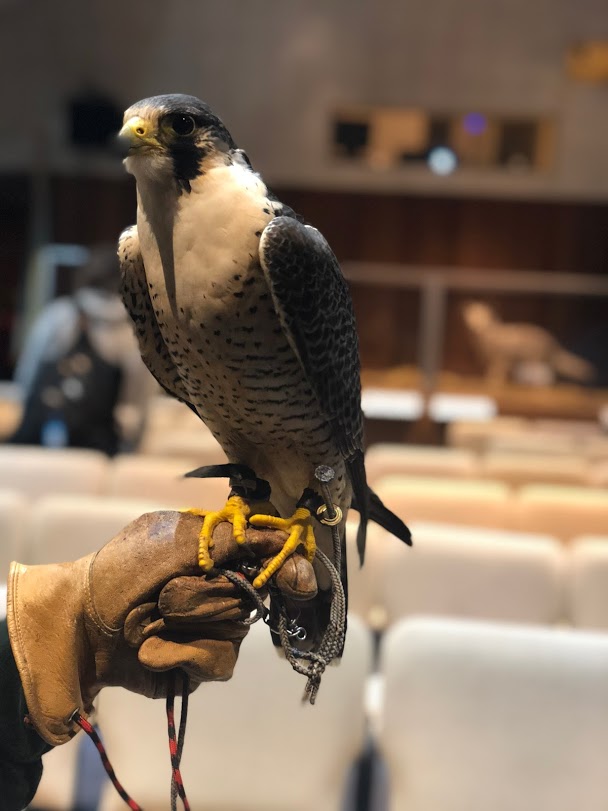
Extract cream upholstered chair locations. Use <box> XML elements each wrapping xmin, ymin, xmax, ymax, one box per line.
<box><xmin>24</xmin><ymin>494</ymin><xmax>165</xmax><ymax>564</ymax></box>
<box><xmin>588</xmin><ymin>459</ymin><xmax>608</xmax><ymax>486</ymax></box>
<box><xmin>30</xmin><ymin>737</ymin><xmax>81</xmax><ymax>810</ymax></box>
<box><xmin>365</xmin><ymin>444</ymin><xmax>478</xmax><ymax>485</ymax></box>
<box><xmin>377</xmin><ymin>617</ymin><xmax>608</xmax><ymax>811</ymax></box>
<box><xmin>0</xmin><ymin>489</ymin><xmax>28</xmax><ymax>580</ymax></box>
<box><xmin>514</xmin><ymin>484</ymin><xmax>608</xmax><ymax>542</ymax></box>
<box><xmin>480</xmin><ymin>450</ymin><xmax>588</xmax><ymax>487</ymax></box>
<box><xmin>139</xmin><ymin>395</ymin><xmax>228</xmax><ymax>462</ymax></box>
<box><xmin>373</xmin><ymin>522</ymin><xmax>564</xmax><ymax>628</ymax></box>
<box><xmin>0</xmin><ymin>446</ymin><xmax>109</xmax><ymax>498</ymax></box>
<box><xmin>139</xmin><ymin>429</ymin><xmax>228</xmax><ymax>464</ymax></box>
<box><xmin>568</xmin><ymin>537</ymin><xmax>608</xmax><ymax>630</ymax></box>
<box><xmin>97</xmin><ymin>616</ymin><xmax>372</xmax><ymax>811</ymax></box>
<box><xmin>582</xmin><ymin>435</ymin><xmax>608</xmax><ymax>461</ymax></box>
<box><xmin>345</xmin><ymin>520</ymin><xmax>388</xmax><ymax>628</ymax></box>
<box><xmin>445</xmin><ymin>417</ymin><xmax>528</xmax><ymax>452</ymax></box>
<box><xmin>374</xmin><ymin>475</ymin><xmax>512</xmax><ymax>531</ymax></box>
<box><xmin>486</xmin><ymin>427</ymin><xmax>582</xmax><ymax>456</ymax></box>
<box><xmin>106</xmin><ymin>454</ymin><xmax>228</xmax><ymax>509</ymax></box>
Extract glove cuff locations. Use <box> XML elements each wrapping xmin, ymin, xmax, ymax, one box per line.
<box><xmin>7</xmin><ymin>558</ymin><xmax>93</xmax><ymax>746</ymax></box>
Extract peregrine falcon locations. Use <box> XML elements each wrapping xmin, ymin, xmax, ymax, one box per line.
<box><xmin>117</xmin><ymin>94</ymin><xmax>411</xmax><ymax>644</ymax></box>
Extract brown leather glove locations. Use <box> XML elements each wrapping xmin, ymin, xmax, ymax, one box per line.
<box><xmin>7</xmin><ymin>510</ymin><xmax>317</xmax><ymax>746</ymax></box>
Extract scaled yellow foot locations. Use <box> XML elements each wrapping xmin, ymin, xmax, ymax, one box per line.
<box><xmin>182</xmin><ymin>496</ymin><xmax>250</xmax><ymax>572</ymax></box>
<box><xmin>248</xmin><ymin>507</ymin><xmax>316</xmax><ymax>589</ymax></box>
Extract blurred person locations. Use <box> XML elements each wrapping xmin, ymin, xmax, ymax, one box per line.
<box><xmin>8</xmin><ymin>244</ymin><xmax>156</xmax><ymax>454</ymax></box>
<box><xmin>0</xmin><ymin>510</ymin><xmax>315</xmax><ymax>810</ymax></box>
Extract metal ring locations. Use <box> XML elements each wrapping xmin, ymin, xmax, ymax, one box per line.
<box><xmin>286</xmin><ymin>620</ymin><xmax>308</xmax><ymax>641</ymax></box>
<box><xmin>317</xmin><ymin>503</ymin><xmax>343</xmax><ymax>526</ymax></box>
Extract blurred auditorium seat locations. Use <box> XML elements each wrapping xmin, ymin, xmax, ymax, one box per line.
<box><xmin>139</xmin><ymin>428</ymin><xmax>228</xmax><ymax>464</ymax></box>
<box><xmin>0</xmin><ymin>489</ymin><xmax>28</xmax><ymax>579</ymax></box>
<box><xmin>372</xmin><ymin>522</ymin><xmax>564</xmax><ymax>629</ymax></box>
<box><xmin>25</xmin><ymin>494</ymin><xmax>165</xmax><ymax>565</ymax></box>
<box><xmin>514</xmin><ymin>484</ymin><xmax>608</xmax><ymax>542</ymax></box>
<box><xmin>535</xmin><ymin>419</ymin><xmax>602</xmax><ymax>438</ymax></box>
<box><xmin>106</xmin><ymin>455</ymin><xmax>228</xmax><ymax>509</ymax></box>
<box><xmin>588</xmin><ymin>459</ymin><xmax>608</xmax><ymax>486</ymax></box>
<box><xmin>486</xmin><ymin>431</ymin><xmax>580</xmax><ymax>456</ymax></box>
<box><xmin>584</xmin><ymin>436</ymin><xmax>608</xmax><ymax>462</ymax></box>
<box><xmin>365</xmin><ymin>444</ymin><xmax>478</xmax><ymax>484</ymax></box>
<box><xmin>139</xmin><ymin>394</ymin><xmax>227</xmax><ymax>461</ymax></box>
<box><xmin>568</xmin><ymin>537</ymin><xmax>608</xmax><ymax>630</ymax></box>
<box><xmin>480</xmin><ymin>450</ymin><xmax>588</xmax><ymax>487</ymax></box>
<box><xmin>374</xmin><ymin>475</ymin><xmax>512</xmax><ymax>531</ymax></box>
<box><xmin>376</xmin><ymin>617</ymin><xmax>608</xmax><ymax>811</ymax></box>
<box><xmin>30</xmin><ymin>737</ymin><xmax>81</xmax><ymax>810</ymax></box>
<box><xmin>0</xmin><ymin>446</ymin><xmax>109</xmax><ymax>498</ymax></box>
<box><xmin>446</xmin><ymin>417</ymin><xmax>528</xmax><ymax>452</ymax></box>
<box><xmin>345</xmin><ymin>521</ymin><xmax>386</xmax><ymax>628</ymax></box>
<box><xmin>143</xmin><ymin>394</ymin><xmax>200</xmax><ymax>431</ymax></box>
<box><xmin>361</xmin><ymin>387</ymin><xmax>424</xmax><ymax>421</ymax></box>
<box><xmin>427</xmin><ymin>393</ymin><xmax>497</xmax><ymax>424</ymax></box>
<box><xmin>97</xmin><ymin>617</ymin><xmax>372</xmax><ymax>811</ymax></box>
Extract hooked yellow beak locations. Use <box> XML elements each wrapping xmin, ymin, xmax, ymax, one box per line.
<box><xmin>118</xmin><ymin>116</ymin><xmax>160</xmax><ymax>153</ymax></box>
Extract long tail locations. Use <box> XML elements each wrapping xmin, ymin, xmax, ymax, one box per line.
<box><xmin>367</xmin><ymin>488</ymin><xmax>412</xmax><ymax>545</ymax></box>
<box><xmin>552</xmin><ymin>349</ymin><xmax>595</xmax><ymax>382</ymax></box>
<box><xmin>350</xmin><ymin>483</ymin><xmax>412</xmax><ymax>565</ymax></box>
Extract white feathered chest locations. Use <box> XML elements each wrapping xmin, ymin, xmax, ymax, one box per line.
<box><xmin>130</xmin><ymin>159</ymin><xmax>323</xmax><ymax>465</ymax></box>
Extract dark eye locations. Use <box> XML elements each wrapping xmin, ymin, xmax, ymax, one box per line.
<box><xmin>169</xmin><ymin>114</ymin><xmax>196</xmax><ymax>136</ymax></box>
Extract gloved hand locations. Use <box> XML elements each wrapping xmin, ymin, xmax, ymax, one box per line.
<box><xmin>6</xmin><ymin>510</ymin><xmax>317</xmax><ymax>746</ymax></box>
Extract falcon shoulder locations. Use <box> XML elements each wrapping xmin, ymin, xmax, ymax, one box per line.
<box><xmin>258</xmin><ymin>215</ymin><xmax>364</xmax><ymax>462</ymax></box>
<box><xmin>117</xmin><ymin>225</ymin><xmax>195</xmax><ymax>409</ymax></box>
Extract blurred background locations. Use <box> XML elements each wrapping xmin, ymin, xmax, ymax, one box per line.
<box><xmin>1</xmin><ymin>0</ymin><xmax>608</xmax><ymax>438</ymax></box>
<box><xmin>2</xmin><ymin>2</ymin><xmax>608</xmax><ymax>810</ymax></box>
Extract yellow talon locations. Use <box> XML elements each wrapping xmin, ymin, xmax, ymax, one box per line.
<box><xmin>248</xmin><ymin>507</ymin><xmax>316</xmax><ymax>589</ymax></box>
<box><xmin>181</xmin><ymin>496</ymin><xmax>250</xmax><ymax>572</ymax></box>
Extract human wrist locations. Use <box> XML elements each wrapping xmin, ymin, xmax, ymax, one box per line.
<box><xmin>7</xmin><ymin>558</ymin><xmax>93</xmax><ymax>746</ymax></box>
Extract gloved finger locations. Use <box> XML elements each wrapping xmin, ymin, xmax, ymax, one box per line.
<box><xmin>273</xmin><ymin>554</ymin><xmax>317</xmax><ymax>601</ymax></box>
<box><xmin>159</xmin><ymin>576</ymin><xmax>252</xmax><ymax>624</ymax></box>
<box><xmin>139</xmin><ymin>634</ymin><xmax>246</xmax><ymax>682</ymax></box>
<box><xmin>124</xmin><ymin>602</ymin><xmax>163</xmax><ymax>646</ymax></box>
<box><xmin>125</xmin><ymin>602</ymin><xmax>252</xmax><ymax>646</ymax></box>
<box><xmin>159</xmin><ymin>551</ymin><xmax>317</xmax><ymax>626</ymax></box>
<box><xmin>93</xmin><ymin>512</ymin><xmax>320</xmax><ymax>633</ymax></box>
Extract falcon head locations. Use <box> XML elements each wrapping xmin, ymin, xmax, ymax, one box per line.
<box><xmin>119</xmin><ymin>94</ymin><xmax>237</xmax><ymax>191</ymax></box>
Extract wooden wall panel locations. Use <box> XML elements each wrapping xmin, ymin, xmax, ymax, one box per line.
<box><xmin>278</xmin><ymin>189</ymin><xmax>608</xmax><ymax>379</ymax></box>
<box><xmin>2</xmin><ymin>176</ymin><xmax>608</xmax><ymax>381</ymax></box>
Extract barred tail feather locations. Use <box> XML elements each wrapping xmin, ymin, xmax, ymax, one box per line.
<box><xmin>351</xmin><ymin>487</ymin><xmax>412</xmax><ymax>552</ymax></box>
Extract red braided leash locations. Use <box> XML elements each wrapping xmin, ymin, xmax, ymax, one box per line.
<box><xmin>72</xmin><ymin>712</ymin><xmax>143</xmax><ymax>811</ymax></box>
<box><xmin>72</xmin><ymin>670</ymin><xmax>191</xmax><ymax>811</ymax></box>
<box><xmin>166</xmin><ymin>672</ymin><xmax>191</xmax><ymax>811</ymax></box>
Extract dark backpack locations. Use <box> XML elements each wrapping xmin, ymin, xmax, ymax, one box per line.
<box><xmin>9</xmin><ymin>305</ymin><xmax>123</xmax><ymax>455</ymax></box>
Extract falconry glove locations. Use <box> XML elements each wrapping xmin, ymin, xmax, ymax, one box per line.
<box><xmin>7</xmin><ymin>510</ymin><xmax>317</xmax><ymax>746</ymax></box>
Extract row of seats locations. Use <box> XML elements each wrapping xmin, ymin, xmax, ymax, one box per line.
<box><xmin>2</xmin><ymin>489</ymin><xmax>608</xmax><ymax>634</ymax></box>
<box><xmin>365</xmin><ymin>442</ymin><xmax>608</xmax><ymax>487</ymax></box>
<box><xmin>0</xmin><ymin>445</ymin><xmax>606</xmax><ymax>542</ymax></box>
<box><xmin>0</xmin><ymin>445</ymin><xmax>228</xmax><ymax>504</ymax></box>
<box><xmin>447</xmin><ymin>415</ymin><xmax>608</xmax><ymax>457</ymax></box>
<box><xmin>33</xmin><ymin>616</ymin><xmax>608</xmax><ymax>811</ymax></box>
<box><xmin>375</xmin><ymin>475</ymin><xmax>608</xmax><ymax>541</ymax></box>
<box><xmin>347</xmin><ymin>522</ymin><xmax>608</xmax><ymax>631</ymax></box>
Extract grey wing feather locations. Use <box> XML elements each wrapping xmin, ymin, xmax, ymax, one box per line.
<box><xmin>258</xmin><ymin>216</ymin><xmax>364</xmax><ymax>461</ymax></box>
<box><xmin>117</xmin><ymin>226</ymin><xmax>194</xmax><ymax>409</ymax></box>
